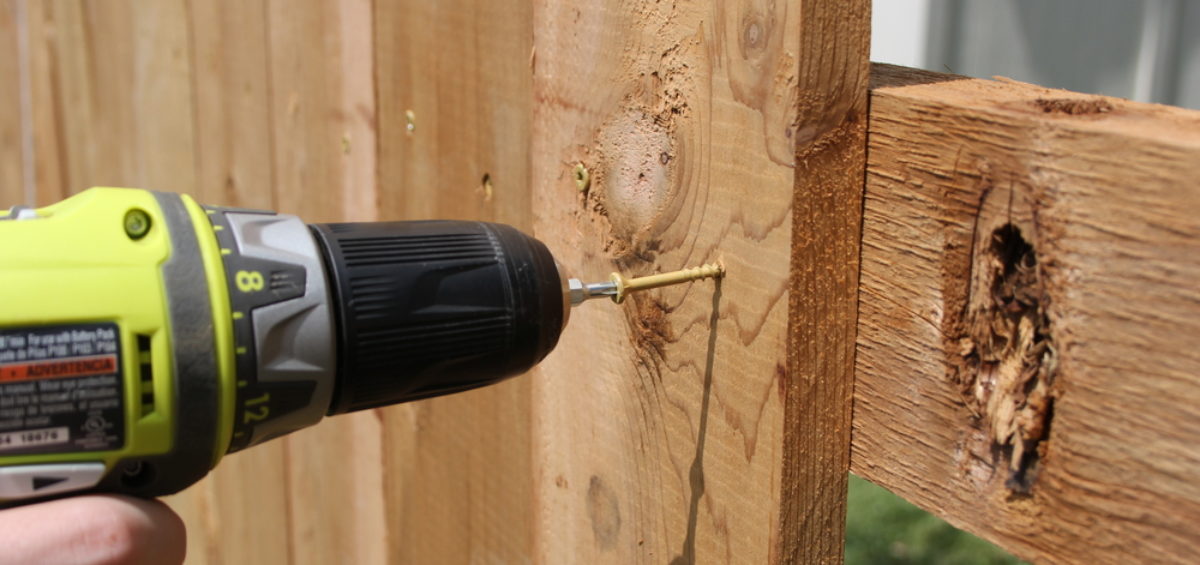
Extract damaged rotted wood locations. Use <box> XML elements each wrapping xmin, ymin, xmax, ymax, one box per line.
<box><xmin>952</xmin><ymin>186</ymin><xmax>1057</xmax><ymax>494</ymax></box>
<box><xmin>853</xmin><ymin>64</ymin><xmax>1200</xmax><ymax>564</ymax></box>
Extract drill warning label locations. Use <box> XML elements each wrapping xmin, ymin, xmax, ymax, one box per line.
<box><xmin>0</xmin><ymin>323</ymin><xmax>125</xmax><ymax>455</ymax></box>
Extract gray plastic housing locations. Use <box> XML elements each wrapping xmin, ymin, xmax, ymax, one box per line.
<box><xmin>217</xmin><ymin>211</ymin><xmax>337</xmax><ymax>450</ymax></box>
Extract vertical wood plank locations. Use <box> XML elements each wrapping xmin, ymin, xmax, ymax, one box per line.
<box><xmin>166</xmin><ymin>446</ymin><xmax>293</xmax><ymax>565</ymax></box>
<box><xmin>0</xmin><ymin>0</ymin><xmax>24</xmax><ymax>206</ymax></box>
<box><xmin>186</xmin><ymin>0</ymin><xmax>274</xmax><ymax>209</ymax></box>
<box><xmin>376</xmin><ymin>0</ymin><xmax>531</xmax><ymax>225</ymax></box>
<box><xmin>21</xmin><ymin>0</ymin><xmax>66</xmax><ymax>204</ymax></box>
<box><xmin>781</xmin><ymin>1</ymin><xmax>871</xmax><ymax>563</ymax></box>
<box><xmin>170</xmin><ymin>0</ymin><xmax>385</xmax><ymax>561</ymax></box>
<box><xmin>126</xmin><ymin>0</ymin><xmax>195</xmax><ymax>194</ymax></box>
<box><xmin>267</xmin><ymin>0</ymin><xmax>359</xmax><ymax>222</ymax></box>
<box><xmin>163</xmin><ymin>3</ymin><xmax>292</xmax><ymax>564</ymax></box>
<box><xmin>527</xmin><ymin>0</ymin><xmax>868</xmax><ymax>561</ymax></box>
<box><xmin>24</xmin><ymin>0</ymin><xmax>195</xmax><ymax>202</ymax></box>
<box><xmin>265</xmin><ymin>1</ymin><xmax>385</xmax><ymax>563</ymax></box>
<box><xmin>14</xmin><ymin>2</ymin><xmax>386</xmax><ymax>563</ymax></box>
<box><xmin>374</xmin><ymin>1</ymin><xmax>534</xmax><ymax>563</ymax></box>
<box><xmin>335</xmin><ymin>0</ymin><xmax>378</xmax><ymax>224</ymax></box>
<box><xmin>26</xmin><ymin>0</ymin><xmax>104</xmax><ymax>199</ymax></box>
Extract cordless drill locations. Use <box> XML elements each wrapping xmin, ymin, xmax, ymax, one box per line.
<box><xmin>0</xmin><ymin>187</ymin><xmax>720</xmax><ymax>504</ymax></box>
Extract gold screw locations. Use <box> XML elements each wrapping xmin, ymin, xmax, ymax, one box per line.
<box><xmin>573</xmin><ymin>163</ymin><xmax>590</xmax><ymax>192</ymax></box>
<box><xmin>610</xmin><ymin>263</ymin><xmax>723</xmax><ymax>304</ymax></box>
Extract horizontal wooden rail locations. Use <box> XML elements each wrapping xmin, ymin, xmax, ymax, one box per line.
<box><xmin>854</xmin><ymin>63</ymin><xmax>1200</xmax><ymax>564</ymax></box>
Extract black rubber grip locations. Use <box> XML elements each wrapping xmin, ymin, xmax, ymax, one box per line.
<box><xmin>310</xmin><ymin>220</ymin><xmax>565</xmax><ymax>414</ymax></box>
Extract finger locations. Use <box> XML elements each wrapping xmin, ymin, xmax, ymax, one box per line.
<box><xmin>0</xmin><ymin>494</ymin><xmax>186</xmax><ymax>565</ymax></box>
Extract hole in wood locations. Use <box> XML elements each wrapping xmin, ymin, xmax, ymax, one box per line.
<box><xmin>1033</xmin><ymin>97</ymin><xmax>1113</xmax><ymax>116</ymax></box>
<box><xmin>481</xmin><ymin>173</ymin><xmax>493</xmax><ymax>201</ymax></box>
<box><xmin>953</xmin><ymin>223</ymin><xmax>1058</xmax><ymax>494</ymax></box>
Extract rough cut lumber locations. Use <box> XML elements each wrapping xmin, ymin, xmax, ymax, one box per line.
<box><xmin>529</xmin><ymin>0</ymin><xmax>867</xmax><ymax>562</ymax></box>
<box><xmin>854</xmin><ymin>64</ymin><xmax>1200</xmax><ymax>564</ymax></box>
<box><xmin>783</xmin><ymin>2</ymin><xmax>870</xmax><ymax>562</ymax></box>
<box><xmin>373</xmin><ymin>0</ymin><xmax>536</xmax><ymax>562</ymax></box>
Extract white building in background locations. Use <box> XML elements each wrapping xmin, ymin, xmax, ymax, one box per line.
<box><xmin>871</xmin><ymin>0</ymin><xmax>1200</xmax><ymax>109</ymax></box>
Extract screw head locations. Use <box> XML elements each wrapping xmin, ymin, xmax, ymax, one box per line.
<box><xmin>572</xmin><ymin>163</ymin><xmax>590</xmax><ymax>192</ymax></box>
<box><xmin>124</xmin><ymin>209</ymin><xmax>152</xmax><ymax>240</ymax></box>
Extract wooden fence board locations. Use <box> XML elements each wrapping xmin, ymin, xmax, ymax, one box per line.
<box><xmin>10</xmin><ymin>2</ymin><xmax>383</xmax><ymax>563</ymax></box>
<box><xmin>187</xmin><ymin>0</ymin><xmax>274</xmax><ymax>210</ymax></box>
<box><xmin>528</xmin><ymin>0</ymin><xmax>868</xmax><ymax>562</ymax></box>
<box><xmin>782</xmin><ymin>2</ymin><xmax>871</xmax><ymax>563</ymax></box>
<box><xmin>262</xmin><ymin>0</ymin><xmax>386</xmax><ymax>563</ymax></box>
<box><xmin>173</xmin><ymin>6</ymin><xmax>294</xmax><ymax>562</ymax></box>
<box><xmin>374</xmin><ymin>1</ymin><xmax>535</xmax><ymax>562</ymax></box>
<box><xmin>0</xmin><ymin>0</ymin><xmax>22</xmax><ymax>206</ymax></box>
<box><xmin>853</xmin><ymin>64</ymin><xmax>1200</xmax><ymax>564</ymax></box>
<box><xmin>23</xmin><ymin>0</ymin><xmax>196</xmax><ymax>203</ymax></box>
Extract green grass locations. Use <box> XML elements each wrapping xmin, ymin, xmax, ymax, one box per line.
<box><xmin>845</xmin><ymin>475</ymin><xmax>1026</xmax><ymax>565</ymax></box>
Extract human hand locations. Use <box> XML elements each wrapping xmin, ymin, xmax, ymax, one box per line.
<box><xmin>0</xmin><ymin>495</ymin><xmax>185</xmax><ymax>565</ymax></box>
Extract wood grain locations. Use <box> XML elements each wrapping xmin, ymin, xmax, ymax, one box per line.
<box><xmin>0</xmin><ymin>0</ymin><xmax>23</xmax><ymax>206</ymax></box>
<box><xmin>13</xmin><ymin>2</ymin><xmax>384</xmax><ymax>563</ymax></box>
<box><xmin>781</xmin><ymin>1</ymin><xmax>870</xmax><ymax>563</ymax></box>
<box><xmin>186</xmin><ymin>0</ymin><xmax>273</xmax><ymax>210</ymax></box>
<box><xmin>18</xmin><ymin>3</ymin><xmax>294</xmax><ymax>563</ymax></box>
<box><xmin>374</xmin><ymin>1</ymin><xmax>535</xmax><ymax>562</ymax></box>
<box><xmin>167</xmin><ymin>446</ymin><xmax>292</xmax><ymax>565</ymax></box>
<box><xmin>853</xmin><ymin>64</ymin><xmax>1200</xmax><ymax>564</ymax></box>
<box><xmin>175</xmin><ymin>0</ymin><xmax>386</xmax><ymax>558</ymax></box>
<box><xmin>23</xmin><ymin>0</ymin><xmax>196</xmax><ymax>203</ymax></box>
<box><xmin>529</xmin><ymin>0</ymin><xmax>867</xmax><ymax>562</ymax></box>
<box><xmin>171</xmin><ymin>5</ymin><xmax>294</xmax><ymax>562</ymax></box>
<box><xmin>262</xmin><ymin>1</ymin><xmax>385</xmax><ymax>563</ymax></box>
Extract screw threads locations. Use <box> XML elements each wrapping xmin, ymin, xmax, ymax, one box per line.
<box><xmin>610</xmin><ymin>262</ymin><xmax>724</xmax><ymax>304</ymax></box>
